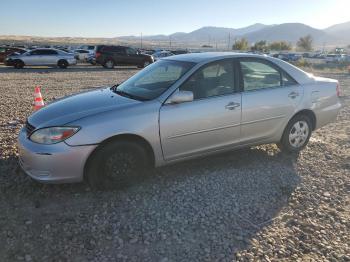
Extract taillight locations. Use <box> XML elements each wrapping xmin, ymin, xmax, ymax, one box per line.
<box><xmin>336</xmin><ymin>82</ymin><xmax>340</xmax><ymax>97</ymax></box>
<box><xmin>95</xmin><ymin>52</ymin><xmax>101</xmax><ymax>58</ymax></box>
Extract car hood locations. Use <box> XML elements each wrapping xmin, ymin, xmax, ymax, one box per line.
<box><xmin>28</xmin><ymin>87</ymin><xmax>140</xmax><ymax>128</ymax></box>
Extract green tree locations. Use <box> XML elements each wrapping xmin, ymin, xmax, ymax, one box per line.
<box><xmin>268</xmin><ymin>41</ymin><xmax>292</xmax><ymax>51</ymax></box>
<box><xmin>232</xmin><ymin>38</ymin><xmax>249</xmax><ymax>51</ymax></box>
<box><xmin>251</xmin><ymin>40</ymin><xmax>267</xmax><ymax>52</ymax></box>
<box><xmin>297</xmin><ymin>35</ymin><xmax>313</xmax><ymax>51</ymax></box>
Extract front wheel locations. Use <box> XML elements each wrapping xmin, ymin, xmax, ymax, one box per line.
<box><xmin>14</xmin><ymin>60</ymin><xmax>24</xmax><ymax>69</ymax></box>
<box><xmin>138</xmin><ymin>60</ymin><xmax>151</xmax><ymax>68</ymax></box>
<box><xmin>57</xmin><ymin>60</ymin><xmax>68</xmax><ymax>69</ymax></box>
<box><xmin>279</xmin><ymin>114</ymin><xmax>312</xmax><ymax>153</ymax></box>
<box><xmin>143</xmin><ymin>60</ymin><xmax>151</xmax><ymax>68</ymax></box>
<box><xmin>85</xmin><ymin>140</ymin><xmax>150</xmax><ymax>189</ymax></box>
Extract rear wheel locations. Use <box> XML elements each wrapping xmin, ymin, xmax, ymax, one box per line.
<box><xmin>85</xmin><ymin>140</ymin><xmax>150</xmax><ymax>189</ymax></box>
<box><xmin>57</xmin><ymin>60</ymin><xmax>68</xmax><ymax>69</ymax></box>
<box><xmin>14</xmin><ymin>60</ymin><xmax>24</xmax><ymax>69</ymax></box>
<box><xmin>279</xmin><ymin>114</ymin><xmax>312</xmax><ymax>153</ymax></box>
<box><xmin>104</xmin><ymin>59</ymin><xmax>115</xmax><ymax>69</ymax></box>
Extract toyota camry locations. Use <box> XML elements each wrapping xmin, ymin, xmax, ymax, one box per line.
<box><xmin>18</xmin><ymin>53</ymin><xmax>342</xmax><ymax>188</ymax></box>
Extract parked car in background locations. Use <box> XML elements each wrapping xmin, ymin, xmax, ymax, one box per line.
<box><xmin>74</xmin><ymin>49</ymin><xmax>90</xmax><ymax>61</ymax></box>
<box><xmin>278</xmin><ymin>53</ymin><xmax>302</xmax><ymax>62</ymax></box>
<box><xmin>325</xmin><ymin>54</ymin><xmax>347</xmax><ymax>63</ymax></box>
<box><xmin>95</xmin><ymin>45</ymin><xmax>154</xmax><ymax>69</ymax></box>
<box><xmin>18</xmin><ymin>53</ymin><xmax>341</xmax><ymax>187</ymax></box>
<box><xmin>5</xmin><ymin>48</ymin><xmax>77</xmax><ymax>69</ymax></box>
<box><xmin>172</xmin><ymin>50</ymin><xmax>190</xmax><ymax>55</ymax></box>
<box><xmin>78</xmin><ymin>45</ymin><xmax>96</xmax><ymax>54</ymax></box>
<box><xmin>0</xmin><ymin>46</ymin><xmax>26</xmax><ymax>63</ymax></box>
<box><xmin>152</xmin><ymin>50</ymin><xmax>174</xmax><ymax>61</ymax></box>
<box><xmin>86</xmin><ymin>53</ymin><xmax>96</xmax><ymax>65</ymax></box>
<box><xmin>140</xmin><ymin>49</ymin><xmax>156</xmax><ymax>55</ymax></box>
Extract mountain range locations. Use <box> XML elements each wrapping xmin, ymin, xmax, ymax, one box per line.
<box><xmin>118</xmin><ymin>21</ymin><xmax>350</xmax><ymax>46</ymax></box>
<box><xmin>1</xmin><ymin>21</ymin><xmax>349</xmax><ymax>48</ymax></box>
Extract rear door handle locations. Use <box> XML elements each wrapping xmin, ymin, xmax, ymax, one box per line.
<box><xmin>288</xmin><ymin>91</ymin><xmax>299</xmax><ymax>98</ymax></box>
<box><xmin>225</xmin><ymin>102</ymin><xmax>240</xmax><ymax>110</ymax></box>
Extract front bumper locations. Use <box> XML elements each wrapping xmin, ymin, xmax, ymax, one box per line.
<box><xmin>18</xmin><ymin>128</ymin><xmax>97</xmax><ymax>183</ymax></box>
<box><xmin>4</xmin><ymin>59</ymin><xmax>14</xmax><ymax>66</ymax></box>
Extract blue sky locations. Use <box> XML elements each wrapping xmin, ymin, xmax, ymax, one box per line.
<box><xmin>1</xmin><ymin>0</ymin><xmax>349</xmax><ymax>37</ymax></box>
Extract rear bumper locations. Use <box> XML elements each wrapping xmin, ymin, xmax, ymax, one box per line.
<box><xmin>18</xmin><ymin>128</ymin><xmax>97</xmax><ymax>183</ymax></box>
<box><xmin>67</xmin><ymin>58</ymin><xmax>77</xmax><ymax>65</ymax></box>
<box><xmin>314</xmin><ymin>101</ymin><xmax>342</xmax><ymax>129</ymax></box>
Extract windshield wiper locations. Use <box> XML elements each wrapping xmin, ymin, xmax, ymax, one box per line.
<box><xmin>110</xmin><ymin>85</ymin><xmax>148</xmax><ymax>101</ymax></box>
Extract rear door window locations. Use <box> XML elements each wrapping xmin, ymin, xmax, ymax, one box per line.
<box><xmin>30</xmin><ymin>50</ymin><xmax>44</xmax><ymax>55</ymax></box>
<box><xmin>239</xmin><ymin>59</ymin><xmax>281</xmax><ymax>91</ymax></box>
<box><xmin>282</xmin><ymin>72</ymin><xmax>298</xmax><ymax>86</ymax></box>
<box><xmin>102</xmin><ymin>46</ymin><xmax>124</xmax><ymax>54</ymax></box>
<box><xmin>42</xmin><ymin>50</ymin><xmax>58</xmax><ymax>55</ymax></box>
<box><xmin>126</xmin><ymin>48</ymin><xmax>137</xmax><ymax>55</ymax></box>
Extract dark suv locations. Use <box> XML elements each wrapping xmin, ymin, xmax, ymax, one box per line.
<box><xmin>95</xmin><ymin>45</ymin><xmax>154</xmax><ymax>69</ymax></box>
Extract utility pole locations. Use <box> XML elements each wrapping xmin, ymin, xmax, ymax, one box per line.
<box><xmin>228</xmin><ymin>33</ymin><xmax>231</xmax><ymax>50</ymax></box>
<box><xmin>140</xmin><ymin>32</ymin><xmax>143</xmax><ymax>49</ymax></box>
<box><xmin>169</xmin><ymin>36</ymin><xmax>172</xmax><ymax>49</ymax></box>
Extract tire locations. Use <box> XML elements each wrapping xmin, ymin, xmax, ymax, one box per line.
<box><xmin>57</xmin><ymin>60</ymin><xmax>68</xmax><ymax>69</ymax></box>
<box><xmin>279</xmin><ymin>114</ymin><xmax>312</xmax><ymax>153</ymax></box>
<box><xmin>14</xmin><ymin>60</ymin><xmax>24</xmax><ymax>69</ymax></box>
<box><xmin>85</xmin><ymin>140</ymin><xmax>150</xmax><ymax>190</ymax></box>
<box><xmin>142</xmin><ymin>60</ymin><xmax>151</xmax><ymax>68</ymax></box>
<box><xmin>104</xmin><ymin>59</ymin><xmax>115</xmax><ymax>69</ymax></box>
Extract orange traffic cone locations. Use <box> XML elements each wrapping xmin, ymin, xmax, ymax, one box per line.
<box><xmin>33</xmin><ymin>86</ymin><xmax>45</xmax><ymax>111</ymax></box>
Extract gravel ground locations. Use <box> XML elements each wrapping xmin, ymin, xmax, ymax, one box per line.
<box><xmin>0</xmin><ymin>65</ymin><xmax>349</xmax><ymax>261</ymax></box>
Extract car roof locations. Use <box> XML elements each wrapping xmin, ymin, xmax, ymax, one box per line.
<box><xmin>164</xmin><ymin>52</ymin><xmax>270</xmax><ymax>63</ymax></box>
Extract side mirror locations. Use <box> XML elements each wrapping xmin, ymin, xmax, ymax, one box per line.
<box><xmin>166</xmin><ymin>90</ymin><xmax>193</xmax><ymax>104</ymax></box>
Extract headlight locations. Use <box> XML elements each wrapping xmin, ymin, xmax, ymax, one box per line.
<box><xmin>29</xmin><ymin>127</ymin><xmax>80</xmax><ymax>144</ymax></box>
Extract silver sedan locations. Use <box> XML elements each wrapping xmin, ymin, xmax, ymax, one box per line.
<box><xmin>18</xmin><ymin>53</ymin><xmax>342</xmax><ymax>188</ymax></box>
<box><xmin>5</xmin><ymin>48</ymin><xmax>77</xmax><ymax>69</ymax></box>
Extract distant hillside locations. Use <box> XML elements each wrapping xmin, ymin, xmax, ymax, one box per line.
<box><xmin>325</xmin><ymin>21</ymin><xmax>350</xmax><ymax>44</ymax></box>
<box><xmin>242</xmin><ymin>23</ymin><xmax>329</xmax><ymax>44</ymax></box>
<box><xmin>116</xmin><ymin>22</ymin><xmax>348</xmax><ymax>46</ymax></box>
<box><xmin>169</xmin><ymin>23</ymin><xmax>269</xmax><ymax>42</ymax></box>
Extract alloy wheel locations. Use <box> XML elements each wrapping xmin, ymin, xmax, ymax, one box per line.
<box><xmin>288</xmin><ymin>120</ymin><xmax>309</xmax><ymax>148</ymax></box>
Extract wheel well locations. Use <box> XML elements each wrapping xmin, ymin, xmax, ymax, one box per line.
<box><xmin>14</xmin><ymin>59</ymin><xmax>24</xmax><ymax>64</ymax></box>
<box><xmin>105</xmin><ymin>58</ymin><xmax>114</xmax><ymax>63</ymax></box>
<box><xmin>292</xmin><ymin>109</ymin><xmax>316</xmax><ymax>130</ymax></box>
<box><xmin>84</xmin><ymin>134</ymin><xmax>155</xmax><ymax>176</ymax></box>
<box><xmin>57</xmin><ymin>59</ymin><xmax>67</xmax><ymax>64</ymax></box>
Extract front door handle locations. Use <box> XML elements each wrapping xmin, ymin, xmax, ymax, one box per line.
<box><xmin>225</xmin><ymin>102</ymin><xmax>240</xmax><ymax>110</ymax></box>
<box><xmin>288</xmin><ymin>91</ymin><xmax>299</xmax><ymax>98</ymax></box>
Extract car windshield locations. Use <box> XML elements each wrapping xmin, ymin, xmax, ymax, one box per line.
<box><xmin>114</xmin><ymin>60</ymin><xmax>195</xmax><ymax>101</ymax></box>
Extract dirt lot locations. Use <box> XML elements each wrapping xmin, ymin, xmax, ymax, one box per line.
<box><xmin>0</xmin><ymin>65</ymin><xmax>349</xmax><ymax>261</ymax></box>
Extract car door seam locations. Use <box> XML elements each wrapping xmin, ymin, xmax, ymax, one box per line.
<box><xmin>241</xmin><ymin>114</ymin><xmax>285</xmax><ymax>126</ymax></box>
<box><xmin>167</xmin><ymin>123</ymin><xmax>241</xmax><ymax>139</ymax></box>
